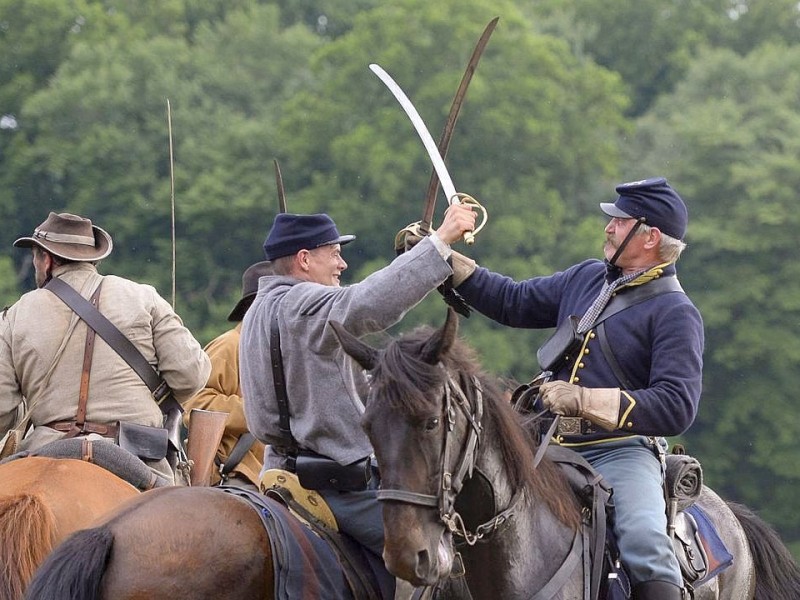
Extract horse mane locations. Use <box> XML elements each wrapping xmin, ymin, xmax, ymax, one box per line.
<box><xmin>367</xmin><ymin>325</ymin><xmax>581</xmax><ymax>530</ymax></box>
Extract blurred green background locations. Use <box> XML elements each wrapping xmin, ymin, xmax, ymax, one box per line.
<box><xmin>2</xmin><ymin>0</ymin><xmax>799</xmax><ymax>557</ymax></box>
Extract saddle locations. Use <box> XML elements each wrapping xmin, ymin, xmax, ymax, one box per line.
<box><xmin>223</xmin><ymin>484</ymin><xmax>395</xmax><ymax>600</ymax></box>
<box><xmin>548</xmin><ymin>445</ymin><xmax>733</xmax><ymax>599</ymax></box>
<box><xmin>260</xmin><ymin>468</ymin><xmax>338</xmax><ymax>530</ymax></box>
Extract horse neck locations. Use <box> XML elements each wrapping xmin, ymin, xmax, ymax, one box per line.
<box><xmin>459</xmin><ymin>428</ymin><xmax>583</xmax><ymax>599</ymax></box>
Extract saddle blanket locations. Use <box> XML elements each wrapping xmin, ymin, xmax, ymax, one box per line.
<box><xmin>686</xmin><ymin>504</ymin><xmax>734</xmax><ymax>587</ymax></box>
<box><xmin>219</xmin><ymin>486</ymin><xmax>393</xmax><ymax>599</ymax></box>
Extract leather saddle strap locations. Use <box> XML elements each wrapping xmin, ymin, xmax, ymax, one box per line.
<box><xmin>74</xmin><ymin>282</ymin><xmax>103</xmax><ymax>430</ymax></box>
<box><xmin>81</xmin><ymin>438</ymin><xmax>94</xmax><ymax>462</ymax></box>
<box><xmin>220</xmin><ymin>432</ymin><xmax>256</xmax><ymax>477</ymax></box>
<box><xmin>530</xmin><ymin>529</ymin><xmax>583</xmax><ymax>600</ymax></box>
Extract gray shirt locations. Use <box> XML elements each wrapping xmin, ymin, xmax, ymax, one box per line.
<box><xmin>240</xmin><ymin>236</ymin><xmax>452</xmax><ymax>467</ymax></box>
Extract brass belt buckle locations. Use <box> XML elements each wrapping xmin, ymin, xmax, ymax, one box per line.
<box><xmin>557</xmin><ymin>417</ymin><xmax>584</xmax><ymax>436</ymax></box>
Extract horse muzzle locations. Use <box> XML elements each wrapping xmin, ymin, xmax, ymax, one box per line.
<box><xmin>384</xmin><ymin>529</ymin><xmax>454</xmax><ymax>586</ymax></box>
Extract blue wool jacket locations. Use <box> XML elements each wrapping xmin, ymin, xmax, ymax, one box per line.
<box><xmin>458</xmin><ymin>259</ymin><xmax>704</xmax><ymax>445</ymax></box>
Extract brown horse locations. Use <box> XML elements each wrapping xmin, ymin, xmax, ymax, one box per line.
<box><xmin>332</xmin><ymin>307</ymin><xmax>800</xmax><ymax>599</ymax></box>
<box><xmin>23</xmin><ymin>484</ymin><xmax>386</xmax><ymax>599</ymax></box>
<box><xmin>0</xmin><ymin>456</ymin><xmax>139</xmax><ymax>600</ymax></box>
<box><xmin>29</xmin><ymin>486</ymin><xmax>276</xmax><ymax>599</ymax></box>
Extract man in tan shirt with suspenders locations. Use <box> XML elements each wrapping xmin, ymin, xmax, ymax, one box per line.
<box><xmin>0</xmin><ymin>212</ymin><xmax>210</xmax><ymax>483</ymax></box>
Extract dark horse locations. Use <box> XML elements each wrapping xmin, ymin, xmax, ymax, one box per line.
<box><xmin>331</xmin><ymin>308</ymin><xmax>800</xmax><ymax>600</ymax></box>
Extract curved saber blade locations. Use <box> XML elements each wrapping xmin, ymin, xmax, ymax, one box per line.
<box><xmin>422</xmin><ymin>17</ymin><xmax>498</xmax><ymax>232</ymax></box>
<box><xmin>370</xmin><ymin>63</ymin><xmax>458</xmax><ymax>204</ymax></box>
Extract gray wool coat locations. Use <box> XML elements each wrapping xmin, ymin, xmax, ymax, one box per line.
<box><xmin>240</xmin><ymin>236</ymin><xmax>453</xmax><ymax>468</ymax></box>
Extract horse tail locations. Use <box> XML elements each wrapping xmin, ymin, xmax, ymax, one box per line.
<box><xmin>24</xmin><ymin>525</ymin><xmax>114</xmax><ymax>600</ymax></box>
<box><xmin>0</xmin><ymin>493</ymin><xmax>57</xmax><ymax>600</ymax></box>
<box><xmin>727</xmin><ymin>501</ymin><xmax>800</xmax><ymax>600</ymax></box>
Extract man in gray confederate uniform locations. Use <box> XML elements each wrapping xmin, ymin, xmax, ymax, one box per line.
<box><xmin>240</xmin><ymin>204</ymin><xmax>476</xmax><ymax>596</ymax></box>
<box><xmin>0</xmin><ymin>212</ymin><xmax>211</xmax><ymax>484</ymax></box>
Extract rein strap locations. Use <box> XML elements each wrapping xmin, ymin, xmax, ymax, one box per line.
<box><xmin>376</xmin><ymin>489</ymin><xmax>438</xmax><ymax>507</ymax></box>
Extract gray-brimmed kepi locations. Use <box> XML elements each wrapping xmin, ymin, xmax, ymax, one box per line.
<box><xmin>14</xmin><ymin>212</ymin><xmax>113</xmax><ymax>262</ymax></box>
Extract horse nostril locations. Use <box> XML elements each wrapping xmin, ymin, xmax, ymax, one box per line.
<box><xmin>414</xmin><ymin>548</ymin><xmax>431</xmax><ymax>579</ymax></box>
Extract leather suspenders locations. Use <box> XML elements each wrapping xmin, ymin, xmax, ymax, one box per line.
<box><xmin>269</xmin><ymin>300</ymin><xmax>299</xmax><ymax>465</ymax></box>
<box><xmin>44</xmin><ymin>277</ymin><xmax>182</xmax><ymax>416</ymax></box>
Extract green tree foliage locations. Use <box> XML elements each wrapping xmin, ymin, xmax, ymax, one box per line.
<box><xmin>2</xmin><ymin>0</ymin><xmax>800</xmax><ymax>554</ymax></box>
<box><xmin>627</xmin><ymin>42</ymin><xmax>800</xmax><ymax>538</ymax></box>
<box><xmin>273</xmin><ymin>0</ymin><xmax>382</xmax><ymax>36</ymax></box>
<box><xmin>718</xmin><ymin>0</ymin><xmax>800</xmax><ymax>54</ymax></box>
<box><xmin>530</xmin><ymin>0</ymin><xmax>728</xmax><ymax>115</ymax></box>
<box><xmin>272</xmin><ymin>0</ymin><xmax>628</xmax><ymax>375</ymax></box>
<box><xmin>0</xmin><ymin>0</ymin><xmax>630</xmax><ymax>356</ymax></box>
<box><xmin>3</xmin><ymin>2</ymin><xmax>321</xmax><ymax>340</ymax></box>
<box><xmin>532</xmin><ymin>0</ymin><xmax>800</xmax><ymax>116</ymax></box>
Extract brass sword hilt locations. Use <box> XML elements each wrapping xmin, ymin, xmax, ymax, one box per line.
<box><xmin>450</xmin><ymin>193</ymin><xmax>488</xmax><ymax>245</ymax></box>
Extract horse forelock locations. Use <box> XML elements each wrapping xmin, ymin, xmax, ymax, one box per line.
<box><xmin>367</xmin><ymin>331</ymin><xmax>449</xmax><ymax>418</ymax></box>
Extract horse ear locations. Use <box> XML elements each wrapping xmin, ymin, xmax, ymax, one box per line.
<box><xmin>330</xmin><ymin>320</ymin><xmax>378</xmax><ymax>371</ymax></box>
<box><xmin>420</xmin><ymin>307</ymin><xmax>460</xmax><ymax>365</ymax></box>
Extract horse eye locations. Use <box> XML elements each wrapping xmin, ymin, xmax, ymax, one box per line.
<box><xmin>424</xmin><ymin>417</ymin><xmax>440</xmax><ymax>432</ymax></box>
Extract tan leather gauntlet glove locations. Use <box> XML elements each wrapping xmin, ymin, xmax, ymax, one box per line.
<box><xmin>539</xmin><ymin>381</ymin><xmax>621</xmax><ymax>431</ymax></box>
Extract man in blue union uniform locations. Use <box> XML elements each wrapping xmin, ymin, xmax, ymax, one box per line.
<box><xmin>450</xmin><ymin>177</ymin><xmax>703</xmax><ymax>600</ymax></box>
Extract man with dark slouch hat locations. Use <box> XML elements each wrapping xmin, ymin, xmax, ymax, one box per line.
<box><xmin>183</xmin><ymin>260</ymin><xmax>275</xmax><ymax>489</ymax></box>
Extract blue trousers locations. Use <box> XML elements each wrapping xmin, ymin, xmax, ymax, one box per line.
<box><xmin>577</xmin><ymin>436</ymin><xmax>682</xmax><ymax>586</ymax></box>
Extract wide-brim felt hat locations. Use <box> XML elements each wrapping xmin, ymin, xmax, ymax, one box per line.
<box><xmin>600</xmin><ymin>176</ymin><xmax>688</xmax><ymax>241</ymax></box>
<box><xmin>263</xmin><ymin>213</ymin><xmax>355</xmax><ymax>261</ymax></box>
<box><xmin>14</xmin><ymin>212</ymin><xmax>113</xmax><ymax>262</ymax></box>
<box><xmin>228</xmin><ymin>260</ymin><xmax>275</xmax><ymax>322</ymax></box>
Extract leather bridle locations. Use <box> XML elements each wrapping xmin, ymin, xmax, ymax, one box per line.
<box><xmin>376</xmin><ymin>368</ymin><xmax>519</xmax><ymax>545</ymax></box>
<box><xmin>376</xmin><ymin>366</ymin><xmax>586</xmax><ymax>600</ymax></box>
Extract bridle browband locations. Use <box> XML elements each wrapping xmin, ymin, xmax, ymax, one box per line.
<box><xmin>376</xmin><ymin>367</ymin><xmax>521</xmax><ymax>546</ymax></box>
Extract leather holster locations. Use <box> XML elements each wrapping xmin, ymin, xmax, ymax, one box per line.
<box><xmin>294</xmin><ymin>452</ymin><xmax>372</xmax><ymax>492</ymax></box>
<box><xmin>116</xmin><ymin>421</ymin><xmax>169</xmax><ymax>461</ymax></box>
